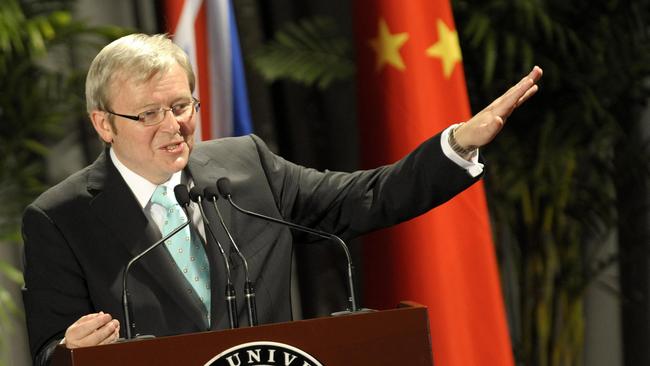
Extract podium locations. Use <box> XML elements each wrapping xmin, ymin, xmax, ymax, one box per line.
<box><xmin>51</xmin><ymin>301</ymin><xmax>433</xmax><ymax>366</ymax></box>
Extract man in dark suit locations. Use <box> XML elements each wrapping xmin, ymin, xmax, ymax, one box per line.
<box><xmin>21</xmin><ymin>33</ymin><xmax>542</xmax><ymax>365</ymax></box>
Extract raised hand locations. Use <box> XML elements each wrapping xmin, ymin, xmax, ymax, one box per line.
<box><xmin>453</xmin><ymin>66</ymin><xmax>543</xmax><ymax>150</ymax></box>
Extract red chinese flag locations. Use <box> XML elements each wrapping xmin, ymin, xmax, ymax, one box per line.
<box><xmin>354</xmin><ymin>1</ymin><xmax>515</xmax><ymax>365</ymax></box>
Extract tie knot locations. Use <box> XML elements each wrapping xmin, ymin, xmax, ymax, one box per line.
<box><xmin>151</xmin><ymin>185</ymin><xmax>178</xmax><ymax>209</ymax></box>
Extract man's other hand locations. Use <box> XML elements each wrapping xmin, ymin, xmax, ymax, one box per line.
<box><xmin>62</xmin><ymin>312</ymin><xmax>120</xmax><ymax>348</ymax></box>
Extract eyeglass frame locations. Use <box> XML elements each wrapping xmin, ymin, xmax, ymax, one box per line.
<box><xmin>104</xmin><ymin>97</ymin><xmax>200</xmax><ymax>126</ymax></box>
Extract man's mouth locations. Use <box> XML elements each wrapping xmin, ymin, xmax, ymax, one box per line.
<box><xmin>162</xmin><ymin>142</ymin><xmax>184</xmax><ymax>152</ymax></box>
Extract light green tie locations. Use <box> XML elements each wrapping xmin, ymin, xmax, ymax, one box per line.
<box><xmin>151</xmin><ymin>185</ymin><xmax>211</xmax><ymax>320</ymax></box>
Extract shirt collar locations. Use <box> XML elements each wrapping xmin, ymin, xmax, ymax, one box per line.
<box><xmin>109</xmin><ymin>148</ymin><xmax>182</xmax><ymax>208</ymax></box>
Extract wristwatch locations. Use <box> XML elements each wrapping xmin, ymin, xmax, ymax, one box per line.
<box><xmin>449</xmin><ymin>123</ymin><xmax>478</xmax><ymax>159</ymax></box>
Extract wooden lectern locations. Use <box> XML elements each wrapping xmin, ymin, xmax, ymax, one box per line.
<box><xmin>51</xmin><ymin>301</ymin><xmax>433</xmax><ymax>366</ymax></box>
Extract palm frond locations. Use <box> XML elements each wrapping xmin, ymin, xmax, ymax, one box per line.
<box><xmin>251</xmin><ymin>17</ymin><xmax>354</xmax><ymax>89</ymax></box>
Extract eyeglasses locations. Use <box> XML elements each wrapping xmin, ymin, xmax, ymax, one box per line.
<box><xmin>105</xmin><ymin>98</ymin><xmax>200</xmax><ymax>126</ymax></box>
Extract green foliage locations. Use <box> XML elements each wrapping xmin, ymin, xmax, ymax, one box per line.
<box><xmin>250</xmin><ymin>17</ymin><xmax>355</xmax><ymax>89</ymax></box>
<box><xmin>453</xmin><ymin>0</ymin><xmax>650</xmax><ymax>365</ymax></box>
<box><xmin>0</xmin><ymin>0</ymin><xmax>129</xmax><ymax>363</ymax></box>
<box><xmin>0</xmin><ymin>0</ymin><xmax>127</xmax><ymax>229</ymax></box>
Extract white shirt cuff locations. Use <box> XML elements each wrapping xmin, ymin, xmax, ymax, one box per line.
<box><xmin>440</xmin><ymin>124</ymin><xmax>484</xmax><ymax>178</ymax></box>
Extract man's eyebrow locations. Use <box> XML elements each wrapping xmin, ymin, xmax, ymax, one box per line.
<box><xmin>134</xmin><ymin>97</ymin><xmax>192</xmax><ymax>111</ymax></box>
<box><xmin>136</xmin><ymin>103</ymin><xmax>160</xmax><ymax>110</ymax></box>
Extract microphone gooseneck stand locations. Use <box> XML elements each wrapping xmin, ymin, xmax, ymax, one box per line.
<box><xmin>122</xmin><ymin>184</ymin><xmax>191</xmax><ymax>340</ymax></box>
<box><xmin>216</xmin><ymin>177</ymin><xmax>365</xmax><ymax>315</ymax></box>
<box><xmin>188</xmin><ymin>187</ymin><xmax>238</xmax><ymax>329</ymax></box>
<box><xmin>204</xmin><ymin>186</ymin><xmax>258</xmax><ymax>326</ymax></box>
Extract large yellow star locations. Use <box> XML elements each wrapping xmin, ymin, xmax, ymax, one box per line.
<box><xmin>368</xmin><ymin>18</ymin><xmax>409</xmax><ymax>72</ymax></box>
<box><xmin>425</xmin><ymin>19</ymin><xmax>462</xmax><ymax>78</ymax></box>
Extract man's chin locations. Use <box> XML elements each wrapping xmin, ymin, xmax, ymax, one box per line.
<box><xmin>171</xmin><ymin>155</ymin><xmax>189</xmax><ymax>171</ymax></box>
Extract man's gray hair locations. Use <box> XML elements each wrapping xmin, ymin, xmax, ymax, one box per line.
<box><xmin>85</xmin><ymin>33</ymin><xmax>196</xmax><ymax>115</ymax></box>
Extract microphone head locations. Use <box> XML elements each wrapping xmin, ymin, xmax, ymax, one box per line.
<box><xmin>173</xmin><ymin>185</ymin><xmax>191</xmax><ymax>207</ymax></box>
<box><xmin>216</xmin><ymin>177</ymin><xmax>232</xmax><ymax>198</ymax></box>
<box><xmin>188</xmin><ymin>186</ymin><xmax>203</xmax><ymax>203</ymax></box>
<box><xmin>204</xmin><ymin>186</ymin><xmax>220</xmax><ymax>201</ymax></box>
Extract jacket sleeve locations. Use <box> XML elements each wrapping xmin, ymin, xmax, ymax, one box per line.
<box><xmin>22</xmin><ymin>203</ymin><xmax>94</xmax><ymax>365</ymax></box>
<box><xmin>249</xmin><ymin>132</ymin><xmax>481</xmax><ymax>241</ymax></box>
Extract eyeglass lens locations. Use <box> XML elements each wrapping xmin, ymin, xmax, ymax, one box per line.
<box><xmin>142</xmin><ymin>102</ymin><xmax>196</xmax><ymax>126</ymax></box>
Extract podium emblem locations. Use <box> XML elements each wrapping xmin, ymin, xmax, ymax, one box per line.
<box><xmin>204</xmin><ymin>341</ymin><xmax>324</xmax><ymax>366</ymax></box>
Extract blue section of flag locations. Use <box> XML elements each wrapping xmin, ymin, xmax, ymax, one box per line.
<box><xmin>228</xmin><ymin>1</ymin><xmax>253</xmax><ymax>136</ymax></box>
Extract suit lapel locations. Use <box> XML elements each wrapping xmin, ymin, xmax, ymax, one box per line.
<box><xmin>87</xmin><ymin>150</ymin><xmax>207</xmax><ymax>332</ymax></box>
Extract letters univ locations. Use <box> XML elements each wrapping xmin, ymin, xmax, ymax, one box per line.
<box><xmin>205</xmin><ymin>341</ymin><xmax>324</xmax><ymax>366</ymax></box>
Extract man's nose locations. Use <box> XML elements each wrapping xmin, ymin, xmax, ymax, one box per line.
<box><xmin>159</xmin><ymin>109</ymin><xmax>182</xmax><ymax>132</ymax></box>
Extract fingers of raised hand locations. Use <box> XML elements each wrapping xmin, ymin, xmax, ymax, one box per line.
<box><xmin>490</xmin><ymin>66</ymin><xmax>542</xmax><ymax>117</ymax></box>
<box><xmin>497</xmin><ymin>77</ymin><xmax>534</xmax><ymax>115</ymax></box>
<box><xmin>528</xmin><ymin>65</ymin><xmax>543</xmax><ymax>82</ymax></box>
<box><xmin>460</xmin><ymin>66</ymin><xmax>542</xmax><ymax>148</ymax></box>
<box><xmin>65</xmin><ymin>313</ymin><xmax>120</xmax><ymax>349</ymax></box>
<box><xmin>515</xmin><ymin>84</ymin><xmax>539</xmax><ymax>107</ymax></box>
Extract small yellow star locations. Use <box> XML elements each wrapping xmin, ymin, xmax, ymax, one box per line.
<box><xmin>425</xmin><ymin>19</ymin><xmax>462</xmax><ymax>78</ymax></box>
<box><xmin>368</xmin><ymin>18</ymin><xmax>409</xmax><ymax>72</ymax></box>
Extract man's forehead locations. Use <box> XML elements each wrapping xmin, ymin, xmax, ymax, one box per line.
<box><xmin>110</xmin><ymin>69</ymin><xmax>161</xmax><ymax>92</ymax></box>
<box><xmin>108</xmin><ymin>68</ymin><xmax>190</xmax><ymax>107</ymax></box>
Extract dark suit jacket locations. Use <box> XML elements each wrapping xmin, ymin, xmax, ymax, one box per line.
<box><xmin>22</xmin><ymin>133</ymin><xmax>479</xmax><ymax>365</ymax></box>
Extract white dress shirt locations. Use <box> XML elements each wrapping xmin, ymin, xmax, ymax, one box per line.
<box><xmin>109</xmin><ymin>149</ymin><xmax>206</xmax><ymax>240</ymax></box>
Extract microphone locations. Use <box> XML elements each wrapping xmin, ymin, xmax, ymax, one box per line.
<box><xmin>216</xmin><ymin>177</ymin><xmax>364</xmax><ymax>315</ymax></box>
<box><xmin>122</xmin><ymin>184</ymin><xmax>191</xmax><ymax>340</ymax></box>
<box><xmin>204</xmin><ymin>186</ymin><xmax>258</xmax><ymax>326</ymax></box>
<box><xmin>188</xmin><ymin>187</ymin><xmax>238</xmax><ymax>329</ymax></box>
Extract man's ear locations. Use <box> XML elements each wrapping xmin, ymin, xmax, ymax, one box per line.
<box><xmin>90</xmin><ymin>110</ymin><xmax>115</xmax><ymax>143</ymax></box>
